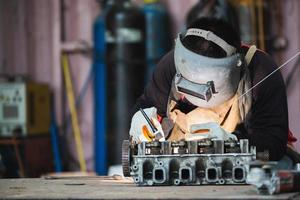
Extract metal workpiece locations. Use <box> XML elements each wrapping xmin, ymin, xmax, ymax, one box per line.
<box><xmin>296</xmin><ymin>163</ymin><xmax>300</xmax><ymax>171</ymax></box>
<box><xmin>213</xmin><ymin>140</ymin><xmax>224</xmax><ymax>154</ymax></box>
<box><xmin>122</xmin><ymin>139</ymin><xmax>256</xmax><ymax>186</ymax></box>
<box><xmin>247</xmin><ymin>162</ymin><xmax>300</xmax><ymax>195</ymax></box>
<box><xmin>122</xmin><ymin>140</ymin><xmax>131</xmax><ymax>177</ymax></box>
<box><xmin>240</xmin><ymin>139</ymin><xmax>249</xmax><ymax>153</ymax></box>
<box><xmin>256</xmin><ymin>150</ymin><xmax>270</xmax><ymax>161</ymax></box>
<box><xmin>161</xmin><ymin>141</ymin><xmax>172</xmax><ymax>154</ymax></box>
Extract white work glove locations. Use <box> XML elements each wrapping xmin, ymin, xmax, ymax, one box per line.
<box><xmin>187</xmin><ymin>122</ymin><xmax>237</xmax><ymax>141</ymax></box>
<box><xmin>169</xmin><ymin>108</ymin><xmax>221</xmax><ymax>134</ymax></box>
<box><xmin>129</xmin><ymin>107</ymin><xmax>165</xmax><ymax>143</ymax></box>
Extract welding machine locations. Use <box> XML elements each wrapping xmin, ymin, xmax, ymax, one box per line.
<box><xmin>0</xmin><ymin>82</ymin><xmax>50</xmax><ymax>137</ymax></box>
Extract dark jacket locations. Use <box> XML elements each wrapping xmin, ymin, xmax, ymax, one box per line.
<box><xmin>132</xmin><ymin>47</ymin><xmax>288</xmax><ymax>161</ymax></box>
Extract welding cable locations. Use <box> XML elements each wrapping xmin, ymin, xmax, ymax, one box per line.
<box><xmin>257</xmin><ymin>0</ymin><xmax>265</xmax><ymax>50</ymax></box>
<box><xmin>237</xmin><ymin>51</ymin><xmax>300</xmax><ymax>101</ymax></box>
<box><xmin>61</xmin><ymin>54</ymin><xmax>87</xmax><ymax>172</ymax></box>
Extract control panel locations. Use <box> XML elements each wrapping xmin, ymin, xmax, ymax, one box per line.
<box><xmin>0</xmin><ymin>82</ymin><xmax>50</xmax><ymax>137</ymax></box>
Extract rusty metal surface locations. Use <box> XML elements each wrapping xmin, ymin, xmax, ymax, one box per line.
<box><xmin>0</xmin><ymin>177</ymin><xmax>299</xmax><ymax>199</ymax></box>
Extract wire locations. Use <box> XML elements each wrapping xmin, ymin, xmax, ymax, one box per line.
<box><xmin>237</xmin><ymin>51</ymin><xmax>300</xmax><ymax>101</ymax></box>
<box><xmin>285</xmin><ymin>56</ymin><xmax>300</xmax><ymax>89</ymax></box>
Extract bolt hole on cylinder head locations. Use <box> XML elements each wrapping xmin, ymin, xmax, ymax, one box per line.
<box><xmin>132</xmin><ymin>165</ymin><xmax>138</xmax><ymax>171</ymax></box>
<box><xmin>174</xmin><ymin>179</ymin><xmax>181</xmax><ymax>186</ymax></box>
<box><xmin>147</xmin><ymin>180</ymin><xmax>154</xmax><ymax>186</ymax></box>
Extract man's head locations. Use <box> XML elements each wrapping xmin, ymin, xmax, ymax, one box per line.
<box><xmin>174</xmin><ymin>17</ymin><xmax>242</xmax><ymax>108</ymax></box>
<box><xmin>183</xmin><ymin>17</ymin><xmax>241</xmax><ymax>58</ymax></box>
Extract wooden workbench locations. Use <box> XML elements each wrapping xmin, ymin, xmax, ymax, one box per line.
<box><xmin>0</xmin><ymin>176</ymin><xmax>299</xmax><ymax>199</ymax></box>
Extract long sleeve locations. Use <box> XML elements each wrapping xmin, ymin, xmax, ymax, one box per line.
<box><xmin>235</xmin><ymin>50</ymin><xmax>289</xmax><ymax>161</ymax></box>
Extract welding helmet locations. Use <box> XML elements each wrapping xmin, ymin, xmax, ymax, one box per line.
<box><xmin>174</xmin><ymin>28</ymin><xmax>242</xmax><ymax>108</ymax></box>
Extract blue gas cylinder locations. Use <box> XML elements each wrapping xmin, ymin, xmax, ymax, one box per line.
<box><xmin>105</xmin><ymin>0</ymin><xmax>146</xmax><ymax>166</ymax></box>
<box><xmin>143</xmin><ymin>0</ymin><xmax>171</xmax><ymax>81</ymax></box>
<box><xmin>93</xmin><ymin>0</ymin><xmax>111</xmax><ymax>175</ymax></box>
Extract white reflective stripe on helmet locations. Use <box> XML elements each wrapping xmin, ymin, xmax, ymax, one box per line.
<box><xmin>185</xmin><ymin>28</ymin><xmax>236</xmax><ymax>56</ymax></box>
<box><xmin>174</xmin><ymin>34</ymin><xmax>241</xmax><ymax>108</ymax></box>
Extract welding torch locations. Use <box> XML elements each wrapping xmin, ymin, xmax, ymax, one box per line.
<box><xmin>139</xmin><ymin>108</ymin><xmax>164</xmax><ymax>141</ymax></box>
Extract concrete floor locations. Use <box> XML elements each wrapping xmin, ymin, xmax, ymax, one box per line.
<box><xmin>0</xmin><ymin>176</ymin><xmax>299</xmax><ymax>199</ymax></box>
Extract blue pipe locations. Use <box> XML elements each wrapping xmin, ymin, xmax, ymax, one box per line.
<box><xmin>93</xmin><ymin>5</ymin><xmax>108</xmax><ymax>175</ymax></box>
<box><xmin>50</xmin><ymin>111</ymin><xmax>62</xmax><ymax>172</ymax></box>
<box><xmin>143</xmin><ymin>0</ymin><xmax>171</xmax><ymax>81</ymax></box>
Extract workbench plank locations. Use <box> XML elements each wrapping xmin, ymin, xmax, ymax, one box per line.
<box><xmin>0</xmin><ymin>177</ymin><xmax>299</xmax><ymax>199</ymax></box>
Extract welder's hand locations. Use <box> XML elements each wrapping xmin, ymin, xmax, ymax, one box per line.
<box><xmin>129</xmin><ymin>107</ymin><xmax>165</xmax><ymax>143</ymax></box>
<box><xmin>187</xmin><ymin>122</ymin><xmax>237</xmax><ymax>141</ymax></box>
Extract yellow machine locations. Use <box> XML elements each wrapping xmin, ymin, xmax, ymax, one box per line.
<box><xmin>0</xmin><ymin>81</ymin><xmax>50</xmax><ymax>137</ymax></box>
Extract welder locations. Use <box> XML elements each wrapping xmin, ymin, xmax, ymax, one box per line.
<box><xmin>129</xmin><ymin>17</ymin><xmax>296</xmax><ymax>168</ymax></box>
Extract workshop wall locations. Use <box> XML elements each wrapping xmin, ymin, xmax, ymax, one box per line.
<box><xmin>281</xmin><ymin>0</ymin><xmax>300</xmax><ymax>151</ymax></box>
<box><xmin>0</xmin><ymin>0</ymin><xmax>97</xmax><ymax>171</ymax></box>
<box><xmin>0</xmin><ymin>0</ymin><xmax>61</xmax><ymax>116</ymax></box>
<box><xmin>0</xmin><ymin>0</ymin><xmax>300</xmax><ymax>173</ymax></box>
<box><xmin>61</xmin><ymin>0</ymin><xmax>99</xmax><ymax>171</ymax></box>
